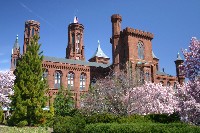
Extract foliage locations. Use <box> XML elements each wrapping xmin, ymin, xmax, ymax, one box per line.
<box><xmin>147</xmin><ymin>113</ymin><xmax>180</xmax><ymax>123</ymax></box>
<box><xmin>0</xmin><ymin>71</ymin><xmax>15</xmax><ymax>108</ymax></box>
<box><xmin>9</xmin><ymin>35</ymin><xmax>48</xmax><ymax>126</ymax></box>
<box><xmin>81</xmin><ymin>72</ymin><xmax>179</xmax><ymax>115</ymax></box>
<box><xmin>85</xmin><ymin>113</ymin><xmax>118</xmax><ymax>124</ymax></box>
<box><xmin>53</xmin><ymin>86</ymin><xmax>74</xmax><ymax>117</ymax></box>
<box><xmin>0</xmin><ymin>108</ymin><xmax>4</xmax><ymax>123</ymax></box>
<box><xmin>0</xmin><ymin>126</ymin><xmax>49</xmax><ymax>133</ymax></box>
<box><xmin>53</xmin><ymin>115</ymin><xmax>86</xmax><ymax>133</ymax></box>
<box><xmin>181</xmin><ymin>37</ymin><xmax>200</xmax><ymax>81</ymax></box>
<box><xmin>84</xmin><ymin>123</ymin><xmax>200</xmax><ymax>133</ymax></box>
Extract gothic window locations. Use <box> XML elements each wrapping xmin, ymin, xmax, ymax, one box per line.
<box><xmin>54</xmin><ymin>71</ymin><xmax>61</xmax><ymax>89</ymax></box>
<box><xmin>167</xmin><ymin>81</ymin><xmax>171</xmax><ymax>86</ymax></box>
<box><xmin>138</xmin><ymin>41</ymin><xmax>144</xmax><ymax>59</ymax></box>
<box><xmin>80</xmin><ymin>73</ymin><xmax>86</xmax><ymax>90</ymax></box>
<box><xmin>67</xmin><ymin>72</ymin><xmax>74</xmax><ymax>89</ymax></box>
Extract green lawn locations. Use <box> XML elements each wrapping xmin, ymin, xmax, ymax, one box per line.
<box><xmin>0</xmin><ymin>126</ymin><xmax>50</xmax><ymax>133</ymax></box>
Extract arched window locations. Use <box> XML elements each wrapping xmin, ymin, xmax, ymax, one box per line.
<box><xmin>136</xmin><ymin>67</ymin><xmax>144</xmax><ymax>84</ymax></box>
<box><xmin>160</xmin><ymin>81</ymin><xmax>164</xmax><ymax>86</ymax></box>
<box><xmin>167</xmin><ymin>81</ymin><xmax>171</xmax><ymax>86</ymax></box>
<box><xmin>14</xmin><ymin>58</ymin><xmax>17</xmax><ymax>67</ymax></box>
<box><xmin>145</xmin><ymin>72</ymin><xmax>150</xmax><ymax>82</ymax></box>
<box><xmin>54</xmin><ymin>71</ymin><xmax>61</xmax><ymax>89</ymax></box>
<box><xmin>67</xmin><ymin>72</ymin><xmax>74</xmax><ymax>89</ymax></box>
<box><xmin>138</xmin><ymin>41</ymin><xmax>144</xmax><ymax>59</ymax></box>
<box><xmin>76</xmin><ymin>34</ymin><xmax>80</xmax><ymax>53</ymax></box>
<box><xmin>42</xmin><ymin>70</ymin><xmax>48</xmax><ymax>80</ymax></box>
<box><xmin>174</xmin><ymin>82</ymin><xmax>177</xmax><ymax>89</ymax></box>
<box><xmin>32</xmin><ymin>28</ymin><xmax>35</xmax><ymax>36</ymax></box>
<box><xmin>80</xmin><ymin>73</ymin><xmax>86</xmax><ymax>90</ymax></box>
<box><xmin>72</xmin><ymin>34</ymin><xmax>75</xmax><ymax>45</ymax></box>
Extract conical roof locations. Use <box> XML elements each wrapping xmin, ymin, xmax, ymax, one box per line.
<box><xmin>13</xmin><ymin>35</ymin><xmax>20</xmax><ymax>49</ymax></box>
<box><xmin>176</xmin><ymin>52</ymin><xmax>183</xmax><ymax>60</ymax></box>
<box><xmin>91</xmin><ymin>40</ymin><xmax>109</xmax><ymax>59</ymax></box>
<box><xmin>152</xmin><ymin>51</ymin><xmax>158</xmax><ymax>59</ymax></box>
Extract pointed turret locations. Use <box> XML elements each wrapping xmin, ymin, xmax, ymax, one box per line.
<box><xmin>13</xmin><ymin>35</ymin><xmax>20</xmax><ymax>50</ymax></box>
<box><xmin>89</xmin><ymin>40</ymin><xmax>110</xmax><ymax>64</ymax></box>
<box><xmin>174</xmin><ymin>52</ymin><xmax>184</xmax><ymax>84</ymax></box>
<box><xmin>11</xmin><ymin>35</ymin><xmax>21</xmax><ymax>71</ymax></box>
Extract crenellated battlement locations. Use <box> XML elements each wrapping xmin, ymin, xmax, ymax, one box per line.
<box><xmin>123</xmin><ymin>27</ymin><xmax>154</xmax><ymax>40</ymax></box>
<box><xmin>25</xmin><ymin>20</ymin><xmax>40</xmax><ymax>26</ymax></box>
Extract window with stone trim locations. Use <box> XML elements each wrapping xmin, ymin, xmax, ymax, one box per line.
<box><xmin>67</xmin><ymin>72</ymin><xmax>74</xmax><ymax>89</ymax></box>
<box><xmin>138</xmin><ymin>41</ymin><xmax>144</xmax><ymax>59</ymax></box>
<box><xmin>54</xmin><ymin>71</ymin><xmax>61</xmax><ymax>89</ymax></box>
<box><xmin>80</xmin><ymin>73</ymin><xmax>86</xmax><ymax>90</ymax></box>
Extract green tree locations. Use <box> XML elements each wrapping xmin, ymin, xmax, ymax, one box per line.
<box><xmin>54</xmin><ymin>86</ymin><xmax>74</xmax><ymax>117</ymax></box>
<box><xmin>9</xmin><ymin>35</ymin><xmax>48</xmax><ymax>126</ymax></box>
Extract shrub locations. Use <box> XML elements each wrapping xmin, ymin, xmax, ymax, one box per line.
<box><xmin>17</xmin><ymin>120</ymin><xmax>28</xmax><ymax>127</ymax></box>
<box><xmin>85</xmin><ymin>113</ymin><xmax>118</xmax><ymax>124</ymax></box>
<box><xmin>53</xmin><ymin>115</ymin><xmax>86</xmax><ymax>133</ymax></box>
<box><xmin>0</xmin><ymin>108</ymin><xmax>4</xmax><ymax>124</ymax></box>
<box><xmin>117</xmin><ymin>114</ymin><xmax>151</xmax><ymax>123</ymax></box>
<box><xmin>146</xmin><ymin>113</ymin><xmax>181</xmax><ymax>123</ymax></box>
<box><xmin>84</xmin><ymin>123</ymin><xmax>200</xmax><ymax>133</ymax></box>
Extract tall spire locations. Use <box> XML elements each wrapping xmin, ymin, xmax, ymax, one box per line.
<box><xmin>13</xmin><ymin>34</ymin><xmax>20</xmax><ymax>49</ymax></box>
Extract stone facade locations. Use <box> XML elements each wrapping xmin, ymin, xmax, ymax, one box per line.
<box><xmin>11</xmin><ymin>14</ymin><xmax>184</xmax><ymax>107</ymax></box>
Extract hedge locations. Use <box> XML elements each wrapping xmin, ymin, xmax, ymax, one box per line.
<box><xmin>84</xmin><ymin>123</ymin><xmax>200</xmax><ymax>133</ymax></box>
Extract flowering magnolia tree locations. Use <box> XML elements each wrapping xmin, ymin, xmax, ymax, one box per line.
<box><xmin>0</xmin><ymin>71</ymin><xmax>15</xmax><ymax>108</ymax></box>
<box><xmin>81</xmin><ymin>73</ymin><xmax>179</xmax><ymax>116</ymax></box>
<box><xmin>176</xmin><ymin>80</ymin><xmax>200</xmax><ymax>125</ymax></box>
<box><xmin>177</xmin><ymin>37</ymin><xmax>200</xmax><ymax>125</ymax></box>
<box><xmin>181</xmin><ymin>37</ymin><xmax>200</xmax><ymax>80</ymax></box>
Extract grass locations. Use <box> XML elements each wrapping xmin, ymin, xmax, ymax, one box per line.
<box><xmin>0</xmin><ymin>125</ymin><xmax>50</xmax><ymax>133</ymax></box>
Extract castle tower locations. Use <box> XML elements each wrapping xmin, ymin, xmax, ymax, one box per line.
<box><xmin>174</xmin><ymin>52</ymin><xmax>185</xmax><ymax>84</ymax></box>
<box><xmin>110</xmin><ymin>14</ymin><xmax>122</xmax><ymax>71</ymax></box>
<box><xmin>23</xmin><ymin>20</ymin><xmax>40</xmax><ymax>54</ymax></box>
<box><xmin>11</xmin><ymin>35</ymin><xmax>20</xmax><ymax>71</ymax></box>
<box><xmin>89</xmin><ymin>40</ymin><xmax>110</xmax><ymax>64</ymax></box>
<box><xmin>66</xmin><ymin>17</ymin><xmax>85</xmax><ymax>60</ymax></box>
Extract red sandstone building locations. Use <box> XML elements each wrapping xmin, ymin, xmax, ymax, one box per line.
<box><xmin>11</xmin><ymin>14</ymin><xmax>184</xmax><ymax>107</ymax></box>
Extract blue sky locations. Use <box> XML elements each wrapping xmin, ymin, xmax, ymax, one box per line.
<box><xmin>0</xmin><ymin>0</ymin><xmax>200</xmax><ymax>75</ymax></box>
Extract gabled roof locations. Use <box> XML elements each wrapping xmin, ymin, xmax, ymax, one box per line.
<box><xmin>91</xmin><ymin>40</ymin><xmax>109</xmax><ymax>59</ymax></box>
<box><xmin>13</xmin><ymin>35</ymin><xmax>20</xmax><ymax>49</ymax></box>
<box><xmin>43</xmin><ymin>56</ymin><xmax>110</xmax><ymax>68</ymax></box>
